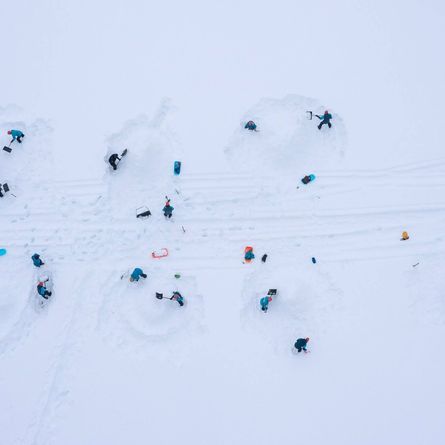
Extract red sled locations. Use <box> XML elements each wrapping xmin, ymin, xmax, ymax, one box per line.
<box><xmin>243</xmin><ymin>246</ymin><xmax>254</xmax><ymax>263</ymax></box>
<box><xmin>152</xmin><ymin>248</ymin><xmax>169</xmax><ymax>259</ymax></box>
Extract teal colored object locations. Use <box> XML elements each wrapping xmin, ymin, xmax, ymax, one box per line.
<box><xmin>0</xmin><ymin>248</ymin><xmax>7</xmax><ymax>256</ymax></box>
<box><xmin>309</xmin><ymin>174</ymin><xmax>316</xmax><ymax>181</ymax></box>
<box><xmin>174</xmin><ymin>161</ymin><xmax>181</xmax><ymax>175</ymax></box>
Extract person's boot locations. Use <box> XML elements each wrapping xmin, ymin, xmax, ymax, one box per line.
<box><xmin>318</xmin><ymin>123</ymin><xmax>322</xmax><ymax>130</ymax></box>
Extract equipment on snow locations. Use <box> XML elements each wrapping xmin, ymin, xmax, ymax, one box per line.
<box><xmin>152</xmin><ymin>248</ymin><xmax>169</xmax><ymax>259</ymax></box>
<box><xmin>413</xmin><ymin>262</ymin><xmax>420</xmax><ymax>267</ymax></box>
<box><xmin>306</xmin><ymin>111</ymin><xmax>313</xmax><ymax>120</ymax></box>
<box><xmin>261</xmin><ymin>254</ymin><xmax>268</xmax><ymax>263</ymax></box>
<box><xmin>243</xmin><ymin>246</ymin><xmax>255</xmax><ymax>263</ymax></box>
<box><xmin>0</xmin><ymin>248</ymin><xmax>7</xmax><ymax>256</ymax></box>
<box><xmin>301</xmin><ymin>174</ymin><xmax>316</xmax><ymax>185</ymax></box>
<box><xmin>401</xmin><ymin>231</ymin><xmax>409</xmax><ymax>241</ymax></box>
<box><xmin>3</xmin><ymin>145</ymin><xmax>12</xmax><ymax>153</ymax></box>
<box><xmin>0</xmin><ymin>183</ymin><xmax>10</xmax><ymax>197</ymax></box>
<box><xmin>181</xmin><ymin>225</ymin><xmax>186</xmax><ymax>233</ymax></box>
<box><xmin>136</xmin><ymin>206</ymin><xmax>151</xmax><ymax>219</ymax></box>
<box><xmin>156</xmin><ymin>292</ymin><xmax>164</xmax><ymax>300</ymax></box>
<box><xmin>312</xmin><ymin>257</ymin><xmax>317</xmax><ymax>264</ymax></box>
<box><xmin>174</xmin><ymin>273</ymin><xmax>181</xmax><ymax>279</ymax></box>
<box><xmin>174</xmin><ymin>161</ymin><xmax>181</xmax><ymax>175</ymax></box>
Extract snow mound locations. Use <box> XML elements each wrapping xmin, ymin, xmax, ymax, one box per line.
<box><xmin>225</xmin><ymin>94</ymin><xmax>346</xmax><ymax>176</ymax></box>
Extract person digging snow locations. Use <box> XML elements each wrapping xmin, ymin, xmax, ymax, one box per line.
<box><xmin>260</xmin><ymin>295</ymin><xmax>272</xmax><ymax>313</ymax></box>
<box><xmin>8</xmin><ymin>129</ymin><xmax>25</xmax><ymax>143</ymax></box>
<box><xmin>315</xmin><ymin>111</ymin><xmax>332</xmax><ymax>130</ymax></box>
<box><xmin>37</xmin><ymin>278</ymin><xmax>52</xmax><ymax>299</ymax></box>
<box><xmin>108</xmin><ymin>153</ymin><xmax>121</xmax><ymax>171</ymax></box>
<box><xmin>130</xmin><ymin>267</ymin><xmax>147</xmax><ymax>282</ymax></box>
<box><xmin>163</xmin><ymin>199</ymin><xmax>174</xmax><ymax>219</ymax></box>
<box><xmin>170</xmin><ymin>291</ymin><xmax>184</xmax><ymax>307</ymax></box>
<box><xmin>244</xmin><ymin>249</ymin><xmax>255</xmax><ymax>261</ymax></box>
<box><xmin>244</xmin><ymin>121</ymin><xmax>257</xmax><ymax>131</ymax></box>
<box><xmin>294</xmin><ymin>337</ymin><xmax>310</xmax><ymax>353</ymax></box>
<box><xmin>31</xmin><ymin>253</ymin><xmax>44</xmax><ymax>268</ymax></box>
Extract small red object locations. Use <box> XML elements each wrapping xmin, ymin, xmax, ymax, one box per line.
<box><xmin>152</xmin><ymin>248</ymin><xmax>169</xmax><ymax>258</ymax></box>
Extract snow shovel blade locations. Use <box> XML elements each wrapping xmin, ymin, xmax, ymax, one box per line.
<box><xmin>156</xmin><ymin>292</ymin><xmax>164</xmax><ymax>300</ymax></box>
<box><xmin>3</xmin><ymin>146</ymin><xmax>12</xmax><ymax>153</ymax></box>
<box><xmin>121</xmin><ymin>148</ymin><xmax>128</xmax><ymax>157</ymax></box>
<box><xmin>306</xmin><ymin>111</ymin><xmax>313</xmax><ymax>120</ymax></box>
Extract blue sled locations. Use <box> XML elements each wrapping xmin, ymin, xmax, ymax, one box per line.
<box><xmin>174</xmin><ymin>161</ymin><xmax>181</xmax><ymax>175</ymax></box>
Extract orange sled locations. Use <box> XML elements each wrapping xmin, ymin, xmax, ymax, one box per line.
<box><xmin>152</xmin><ymin>248</ymin><xmax>169</xmax><ymax>259</ymax></box>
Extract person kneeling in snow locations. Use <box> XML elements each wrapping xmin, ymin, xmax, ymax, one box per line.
<box><xmin>315</xmin><ymin>111</ymin><xmax>332</xmax><ymax>130</ymax></box>
<box><xmin>130</xmin><ymin>268</ymin><xmax>147</xmax><ymax>282</ymax></box>
<box><xmin>108</xmin><ymin>153</ymin><xmax>121</xmax><ymax>171</ymax></box>
<box><xmin>8</xmin><ymin>129</ymin><xmax>25</xmax><ymax>143</ymax></box>
<box><xmin>294</xmin><ymin>337</ymin><xmax>310</xmax><ymax>353</ymax></box>
<box><xmin>31</xmin><ymin>253</ymin><xmax>44</xmax><ymax>268</ymax></box>
<box><xmin>163</xmin><ymin>199</ymin><xmax>174</xmax><ymax>219</ymax></box>
<box><xmin>170</xmin><ymin>291</ymin><xmax>184</xmax><ymax>307</ymax></box>
<box><xmin>301</xmin><ymin>174</ymin><xmax>316</xmax><ymax>185</ymax></box>
<box><xmin>37</xmin><ymin>278</ymin><xmax>52</xmax><ymax>299</ymax></box>
<box><xmin>260</xmin><ymin>295</ymin><xmax>272</xmax><ymax>313</ymax></box>
<box><xmin>244</xmin><ymin>121</ymin><xmax>257</xmax><ymax>131</ymax></box>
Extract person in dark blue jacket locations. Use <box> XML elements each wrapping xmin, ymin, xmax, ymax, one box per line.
<box><xmin>294</xmin><ymin>337</ymin><xmax>310</xmax><ymax>353</ymax></box>
<box><xmin>315</xmin><ymin>111</ymin><xmax>332</xmax><ymax>130</ymax></box>
<box><xmin>260</xmin><ymin>295</ymin><xmax>272</xmax><ymax>312</ymax></box>
<box><xmin>8</xmin><ymin>129</ymin><xmax>25</xmax><ymax>143</ymax></box>
<box><xmin>163</xmin><ymin>200</ymin><xmax>174</xmax><ymax>219</ymax></box>
<box><xmin>170</xmin><ymin>291</ymin><xmax>184</xmax><ymax>307</ymax></box>
<box><xmin>244</xmin><ymin>121</ymin><xmax>257</xmax><ymax>131</ymax></box>
<box><xmin>130</xmin><ymin>268</ymin><xmax>147</xmax><ymax>282</ymax></box>
<box><xmin>37</xmin><ymin>280</ymin><xmax>52</xmax><ymax>299</ymax></box>
<box><xmin>31</xmin><ymin>253</ymin><xmax>44</xmax><ymax>267</ymax></box>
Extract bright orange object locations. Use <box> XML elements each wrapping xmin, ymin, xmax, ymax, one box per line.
<box><xmin>401</xmin><ymin>231</ymin><xmax>409</xmax><ymax>241</ymax></box>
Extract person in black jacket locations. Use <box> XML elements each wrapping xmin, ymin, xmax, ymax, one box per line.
<box><xmin>294</xmin><ymin>337</ymin><xmax>310</xmax><ymax>353</ymax></box>
<box><xmin>108</xmin><ymin>153</ymin><xmax>121</xmax><ymax>170</ymax></box>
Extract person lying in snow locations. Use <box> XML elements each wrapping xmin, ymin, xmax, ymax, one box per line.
<box><xmin>37</xmin><ymin>278</ymin><xmax>52</xmax><ymax>299</ymax></box>
<box><xmin>108</xmin><ymin>153</ymin><xmax>121</xmax><ymax>171</ymax></box>
<box><xmin>244</xmin><ymin>121</ymin><xmax>257</xmax><ymax>131</ymax></box>
<box><xmin>163</xmin><ymin>200</ymin><xmax>174</xmax><ymax>219</ymax></box>
<box><xmin>294</xmin><ymin>337</ymin><xmax>310</xmax><ymax>353</ymax></box>
<box><xmin>170</xmin><ymin>291</ymin><xmax>184</xmax><ymax>306</ymax></box>
<box><xmin>315</xmin><ymin>111</ymin><xmax>332</xmax><ymax>130</ymax></box>
<box><xmin>301</xmin><ymin>174</ymin><xmax>316</xmax><ymax>184</ymax></box>
<box><xmin>260</xmin><ymin>295</ymin><xmax>272</xmax><ymax>312</ymax></box>
<box><xmin>8</xmin><ymin>129</ymin><xmax>25</xmax><ymax>143</ymax></box>
<box><xmin>130</xmin><ymin>268</ymin><xmax>147</xmax><ymax>282</ymax></box>
<box><xmin>31</xmin><ymin>253</ymin><xmax>44</xmax><ymax>267</ymax></box>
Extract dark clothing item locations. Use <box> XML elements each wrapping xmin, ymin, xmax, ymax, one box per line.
<box><xmin>316</xmin><ymin>112</ymin><xmax>332</xmax><ymax>130</ymax></box>
<box><xmin>163</xmin><ymin>204</ymin><xmax>174</xmax><ymax>218</ymax></box>
<box><xmin>261</xmin><ymin>254</ymin><xmax>268</xmax><ymax>263</ymax></box>
<box><xmin>32</xmin><ymin>254</ymin><xmax>44</xmax><ymax>267</ymax></box>
<box><xmin>16</xmin><ymin>136</ymin><xmax>23</xmax><ymax>143</ymax></box>
<box><xmin>171</xmin><ymin>292</ymin><xmax>184</xmax><ymax>306</ymax></box>
<box><xmin>294</xmin><ymin>338</ymin><xmax>308</xmax><ymax>352</ymax></box>
<box><xmin>108</xmin><ymin>153</ymin><xmax>120</xmax><ymax>170</ymax></box>
<box><xmin>37</xmin><ymin>285</ymin><xmax>51</xmax><ymax>299</ymax></box>
<box><xmin>318</xmin><ymin>121</ymin><xmax>332</xmax><ymax>130</ymax></box>
<box><xmin>245</xmin><ymin>121</ymin><xmax>257</xmax><ymax>131</ymax></box>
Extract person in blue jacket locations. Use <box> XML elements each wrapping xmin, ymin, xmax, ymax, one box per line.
<box><xmin>37</xmin><ymin>279</ymin><xmax>52</xmax><ymax>299</ymax></box>
<box><xmin>130</xmin><ymin>268</ymin><xmax>147</xmax><ymax>282</ymax></box>
<box><xmin>294</xmin><ymin>337</ymin><xmax>310</xmax><ymax>353</ymax></box>
<box><xmin>315</xmin><ymin>111</ymin><xmax>332</xmax><ymax>130</ymax></box>
<box><xmin>170</xmin><ymin>291</ymin><xmax>184</xmax><ymax>307</ymax></box>
<box><xmin>260</xmin><ymin>295</ymin><xmax>272</xmax><ymax>312</ymax></box>
<box><xmin>163</xmin><ymin>199</ymin><xmax>174</xmax><ymax>219</ymax></box>
<box><xmin>7</xmin><ymin>129</ymin><xmax>25</xmax><ymax>143</ymax></box>
<box><xmin>31</xmin><ymin>253</ymin><xmax>44</xmax><ymax>267</ymax></box>
<box><xmin>244</xmin><ymin>121</ymin><xmax>257</xmax><ymax>131</ymax></box>
<box><xmin>244</xmin><ymin>249</ymin><xmax>255</xmax><ymax>261</ymax></box>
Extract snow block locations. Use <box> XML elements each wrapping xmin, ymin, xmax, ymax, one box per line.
<box><xmin>174</xmin><ymin>161</ymin><xmax>181</xmax><ymax>175</ymax></box>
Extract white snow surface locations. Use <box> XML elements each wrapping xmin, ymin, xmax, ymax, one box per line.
<box><xmin>1</xmin><ymin>1</ymin><xmax>445</xmax><ymax>444</ymax></box>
